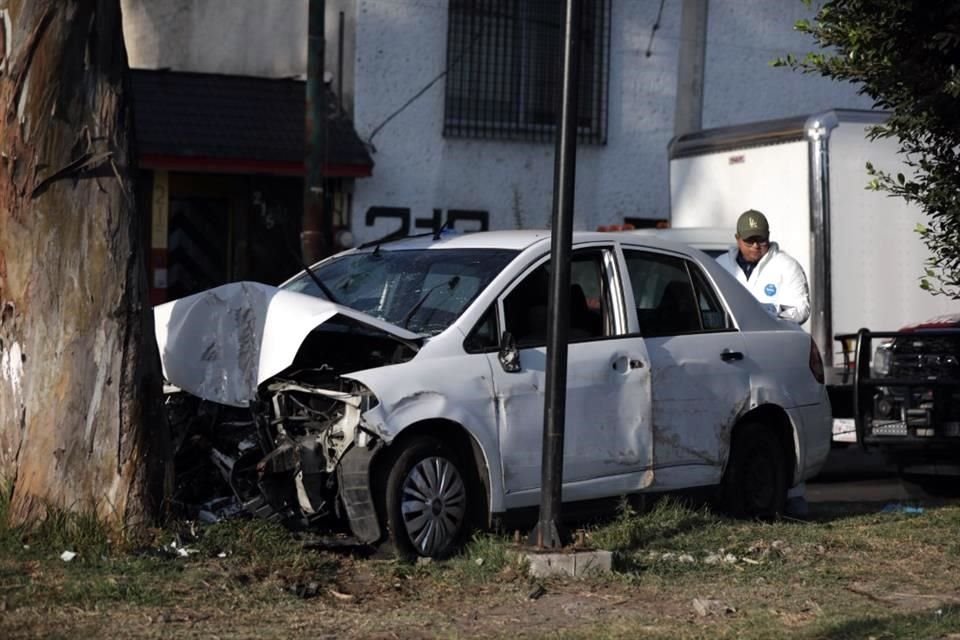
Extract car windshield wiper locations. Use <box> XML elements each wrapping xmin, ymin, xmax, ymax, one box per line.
<box><xmin>301</xmin><ymin>262</ymin><xmax>338</xmax><ymax>304</ymax></box>
<box><xmin>401</xmin><ymin>276</ymin><xmax>460</xmax><ymax>329</ymax></box>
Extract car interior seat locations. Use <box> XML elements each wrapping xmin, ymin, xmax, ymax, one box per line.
<box><xmin>655</xmin><ymin>279</ymin><xmax>700</xmax><ymax>334</ymax></box>
<box><xmin>570</xmin><ymin>283</ymin><xmax>602</xmax><ymax>339</ymax></box>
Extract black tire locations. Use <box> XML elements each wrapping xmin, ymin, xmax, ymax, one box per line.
<box><xmin>719</xmin><ymin>422</ymin><xmax>787</xmax><ymax>519</ymax></box>
<box><xmin>383</xmin><ymin>437</ymin><xmax>474</xmax><ymax>560</ymax></box>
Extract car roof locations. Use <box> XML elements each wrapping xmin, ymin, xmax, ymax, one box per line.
<box><xmin>626</xmin><ymin>227</ymin><xmax>734</xmax><ymax>250</ymax></box>
<box><xmin>347</xmin><ymin>229</ymin><xmax>703</xmax><ymax>254</ymax></box>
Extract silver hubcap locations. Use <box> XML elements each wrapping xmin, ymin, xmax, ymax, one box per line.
<box><xmin>400</xmin><ymin>456</ymin><xmax>466</xmax><ymax>556</ymax></box>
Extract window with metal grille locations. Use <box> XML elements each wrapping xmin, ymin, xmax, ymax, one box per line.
<box><xmin>444</xmin><ymin>0</ymin><xmax>610</xmax><ymax>144</ymax></box>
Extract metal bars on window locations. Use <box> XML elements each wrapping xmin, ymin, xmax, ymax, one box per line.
<box><xmin>444</xmin><ymin>0</ymin><xmax>610</xmax><ymax>144</ymax></box>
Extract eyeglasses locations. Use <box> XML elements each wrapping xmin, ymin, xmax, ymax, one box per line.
<box><xmin>740</xmin><ymin>236</ymin><xmax>769</xmax><ymax>247</ymax></box>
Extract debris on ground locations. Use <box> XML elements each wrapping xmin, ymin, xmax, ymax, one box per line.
<box><xmin>329</xmin><ymin>589</ymin><xmax>355</xmax><ymax>602</ymax></box>
<box><xmin>289</xmin><ymin>581</ymin><xmax>321</xmax><ymax>599</ymax></box>
<box><xmin>527</xmin><ymin>584</ymin><xmax>547</xmax><ymax>600</ymax></box>
<box><xmin>692</xmin><ymin>597</ymin><xmax>737</xmax><ymax>617</ymax></box>
<box><xmin>881</xmin><ymin>503</ymin><xmax>924</xmax><ymax>514</ymax></box>
<box><xmin>646</xmin><ymin>549</ymin><xmax>763</xmax><ymax>566</ymax></box>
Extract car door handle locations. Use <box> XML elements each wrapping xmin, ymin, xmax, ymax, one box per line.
<box><xmin>612</xmin><ymin>356</ymin><xmax>645</xmax><ymax>373</ymax></box>
<box><xmin>720</xmin><ymin>349</ymin><xmax>743</xmax><ymax>362</ymax></box>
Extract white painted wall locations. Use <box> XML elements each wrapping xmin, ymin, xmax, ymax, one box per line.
<box><xmin>347</xmin><ymin>0</ymin><xmax>873</xmax><ymax>244</ymax></box>
<box><xmin>121</xmin><ymin>0</ymin><xmax>308</xmax><ymax>79</ymax></box>
<box><xmin>350</xmin><ymin>0</ymin><xmax>685</xmax><ymax>242</ymax></box>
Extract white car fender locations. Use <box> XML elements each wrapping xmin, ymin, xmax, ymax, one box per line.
<box><xmin>347</xmin><ymin>362</ymin><xmax>507</xmax><ymax>514</ymax></box>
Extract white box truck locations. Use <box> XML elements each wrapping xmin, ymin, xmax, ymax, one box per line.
<box><xmin>665</xmin><ymin>109</ymin><xmax>958</xmax><ymax>456</ymax></box>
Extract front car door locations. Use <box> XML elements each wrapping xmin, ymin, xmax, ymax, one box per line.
<box><xmin>486</xmin><ymin>245</ymin><xmax>654</xmax><ymax>508</ymax></box>
<box><xmin>620</xmin><ymin>247</ymin><xmax>751</xmax><ymax>489</ymax></box>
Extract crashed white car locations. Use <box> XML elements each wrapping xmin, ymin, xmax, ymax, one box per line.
<box><xmin>155</xmin><ymin>230</ymin><xmax>831</xmax><ymax>558</ymax></box>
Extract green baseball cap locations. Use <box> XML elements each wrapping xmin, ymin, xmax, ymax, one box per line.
<box><xmin>736</xmin><ymin>209</ymin><xmax>769</xmax><ymax>238</ymax></box>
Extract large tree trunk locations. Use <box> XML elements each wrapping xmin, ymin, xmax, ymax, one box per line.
<box><xmin>0</xmin><ymin>0</ymin><xmax>168</xmax><ymax>529</ymax></box>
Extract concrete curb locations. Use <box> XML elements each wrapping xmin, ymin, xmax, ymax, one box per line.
<box><xmin>523</xmin><ymin>550</ymin><xmax>614</xmax><ymax>578</ymax></box>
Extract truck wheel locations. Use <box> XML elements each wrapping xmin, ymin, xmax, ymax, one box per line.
<box><xmin>719</xmin><ymin>422</ymin><xmax>787</xmax><ymax>519</ymax></box>
<box><xmin>383</xmin><ymin>437</ymin><xmax>472</xmax><ymax>560</ymax></box>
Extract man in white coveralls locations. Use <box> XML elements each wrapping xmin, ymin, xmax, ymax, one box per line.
<box><xmin>717</xmin><ymin>209</ymin><xmax>812</xmax><ymax>517</ymax></box>
<box><xmin>716</xmin><ymin>209</ymin><xmax>811</xmax><ymax>324</ymax></box>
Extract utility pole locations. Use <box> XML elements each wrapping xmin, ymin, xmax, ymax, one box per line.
<box><xmin>303</xmin><ymin>0</ymin><xmax>329</xmax><ymax>264</ymax></box>
<box><xmin>529</xmin><ymin>0</ymin><xmax>581</xmax><ymax>550</ymax></box>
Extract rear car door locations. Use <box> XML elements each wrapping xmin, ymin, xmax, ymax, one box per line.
<box><xmin>620</xmin><ymin>247</ymin><xmax>751</xmax><ymax>488</ymax></box>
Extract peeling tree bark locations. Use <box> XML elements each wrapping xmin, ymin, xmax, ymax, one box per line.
<box><xmin>0</xmin><ymin>0</ymin><xmax>168</xmax><ymax>530</ymax></box>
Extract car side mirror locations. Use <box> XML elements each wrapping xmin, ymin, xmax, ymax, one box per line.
<box><xmin>498</xmin><ymin>331</ymin><xmax>521</xmax><ymax>373</ymax></box>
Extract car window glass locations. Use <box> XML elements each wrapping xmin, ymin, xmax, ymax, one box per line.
<box><xmin>690</xmin><ymin>264</ymin><xmax>731</xmax><ymax>330</ymax></box>
<box><xmin>502</xmin><ymin>250</ymin><xmax>610</xmax><ymax>348</ymax></box>
<box><xmin>464</xmin><ymin>305</ymin><xmax>498</xmax><ymax>353</ymax></box>
<box><xmin>623</xmin><ymin>250</ymin><xmax>703</xmax><ymax>337</ymax></box>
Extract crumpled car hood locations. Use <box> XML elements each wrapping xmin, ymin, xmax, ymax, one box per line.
<box><xmin>154</xmin><ymin>281</ymin><xmax>421</xmax><ymax>407</ymax></box>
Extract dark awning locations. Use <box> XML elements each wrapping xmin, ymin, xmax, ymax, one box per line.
<box><xmin>130</xmin><ymin>69</ymin><xmax>373</xmax><ymax>177</ymax></box>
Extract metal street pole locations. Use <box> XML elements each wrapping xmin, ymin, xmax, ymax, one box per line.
<box><xmin>303</xmin><ymin>0</ymin><xmax>330</xmax><ymax>265</ymax></box>
<box><xmin>529</xmin><ymin>0</ymin><xmax>581</xmax><ymax>550</ymax></box>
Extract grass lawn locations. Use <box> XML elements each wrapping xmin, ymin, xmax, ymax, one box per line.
<box><xmin>2</xmin><ymin>491</ymin><xmax>960</xmax><ymax>639</ymax></box>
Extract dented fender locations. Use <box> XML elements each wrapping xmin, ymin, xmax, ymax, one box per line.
<box><xmin>346</xmin><ymin>359</ymin><xmax>505</xmax><ymax>514</ymax></box>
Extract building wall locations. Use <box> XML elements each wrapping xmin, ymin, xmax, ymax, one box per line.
<box><xmin>702</xmin><ymin>2</ymin><xmax>872</xmax><ymax>127</ymax></box>
<box><xmin>121</xmin><ymin>0</ymin><xmax>308</xmax><ymax>78</ymax></box>
<box><xmin>347</xmin><ymin>0</ymin><xmax>873</xmax><ymax>243</ymax></box>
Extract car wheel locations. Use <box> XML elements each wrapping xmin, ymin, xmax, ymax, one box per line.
<box><xmin>384</xmin><ymin>437</ymin><xmax>472</xmax><ymax>559</ymax></box>
<box><xmin>719</xmin><ymin>422</ymin><xmax>787</xmax><ymax>519</ymax></box>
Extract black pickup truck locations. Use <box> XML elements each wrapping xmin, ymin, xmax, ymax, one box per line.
<box><xmin>842</xmin><ymin>315</ymin><xmax>960</xmax><ymax>494</ymax></box>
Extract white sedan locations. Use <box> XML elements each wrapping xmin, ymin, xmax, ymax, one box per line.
<box><xmin>155</xmin><ymin>230</ymin><xmax>832</xmax><ymax>558</ymax></box>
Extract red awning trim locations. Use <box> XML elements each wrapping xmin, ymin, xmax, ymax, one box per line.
<box><xmin>139</xmin><ymin>154</ymin><xmax>373</xmax><ymax>178</ymax></box>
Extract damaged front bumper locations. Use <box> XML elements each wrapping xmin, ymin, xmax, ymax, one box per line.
<box><xmin>155</xmin><ymin>282</ymin><xmax>427</xmax><ymax>542</ymax></box>
<box><xmin>168</xmin><ymin>376</ymin><xmax>385</xmax><ymax>542</ymax></box>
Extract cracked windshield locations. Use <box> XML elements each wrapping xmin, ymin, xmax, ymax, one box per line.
<box><xmin>283</xmin><ymin>248</ymin><xmax>517</xmax><ymax>334</ymax></box>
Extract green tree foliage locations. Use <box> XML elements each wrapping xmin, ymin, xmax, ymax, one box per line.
<box><xmin>777</xmin><ymin>1</ymin><xmax>960</xmax><ymax>297</ymax></box>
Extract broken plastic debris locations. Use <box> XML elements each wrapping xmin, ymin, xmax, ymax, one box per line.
<box><xmin>197</xmin><ymin>496</ymin><xmax>246</xmax><ymax>524</ymax></box>
<box><xmin>168</xmin><ymin>540</ymin><xmax>199</xmax><ymax>557</ymax></box>
<box><xmin>290</xmin><ymin>581</ymin><xmax>320</xmax><ymax>599</ymax></box>
<box><xmin>60</xmin><ymin>551</ymin><xmax>77</xmax><ymax>562</ymax></box>
<box><xmin>881</xmin><ymin>503</ymin><xmax>924</xmax><ymax>514</ymax></box>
